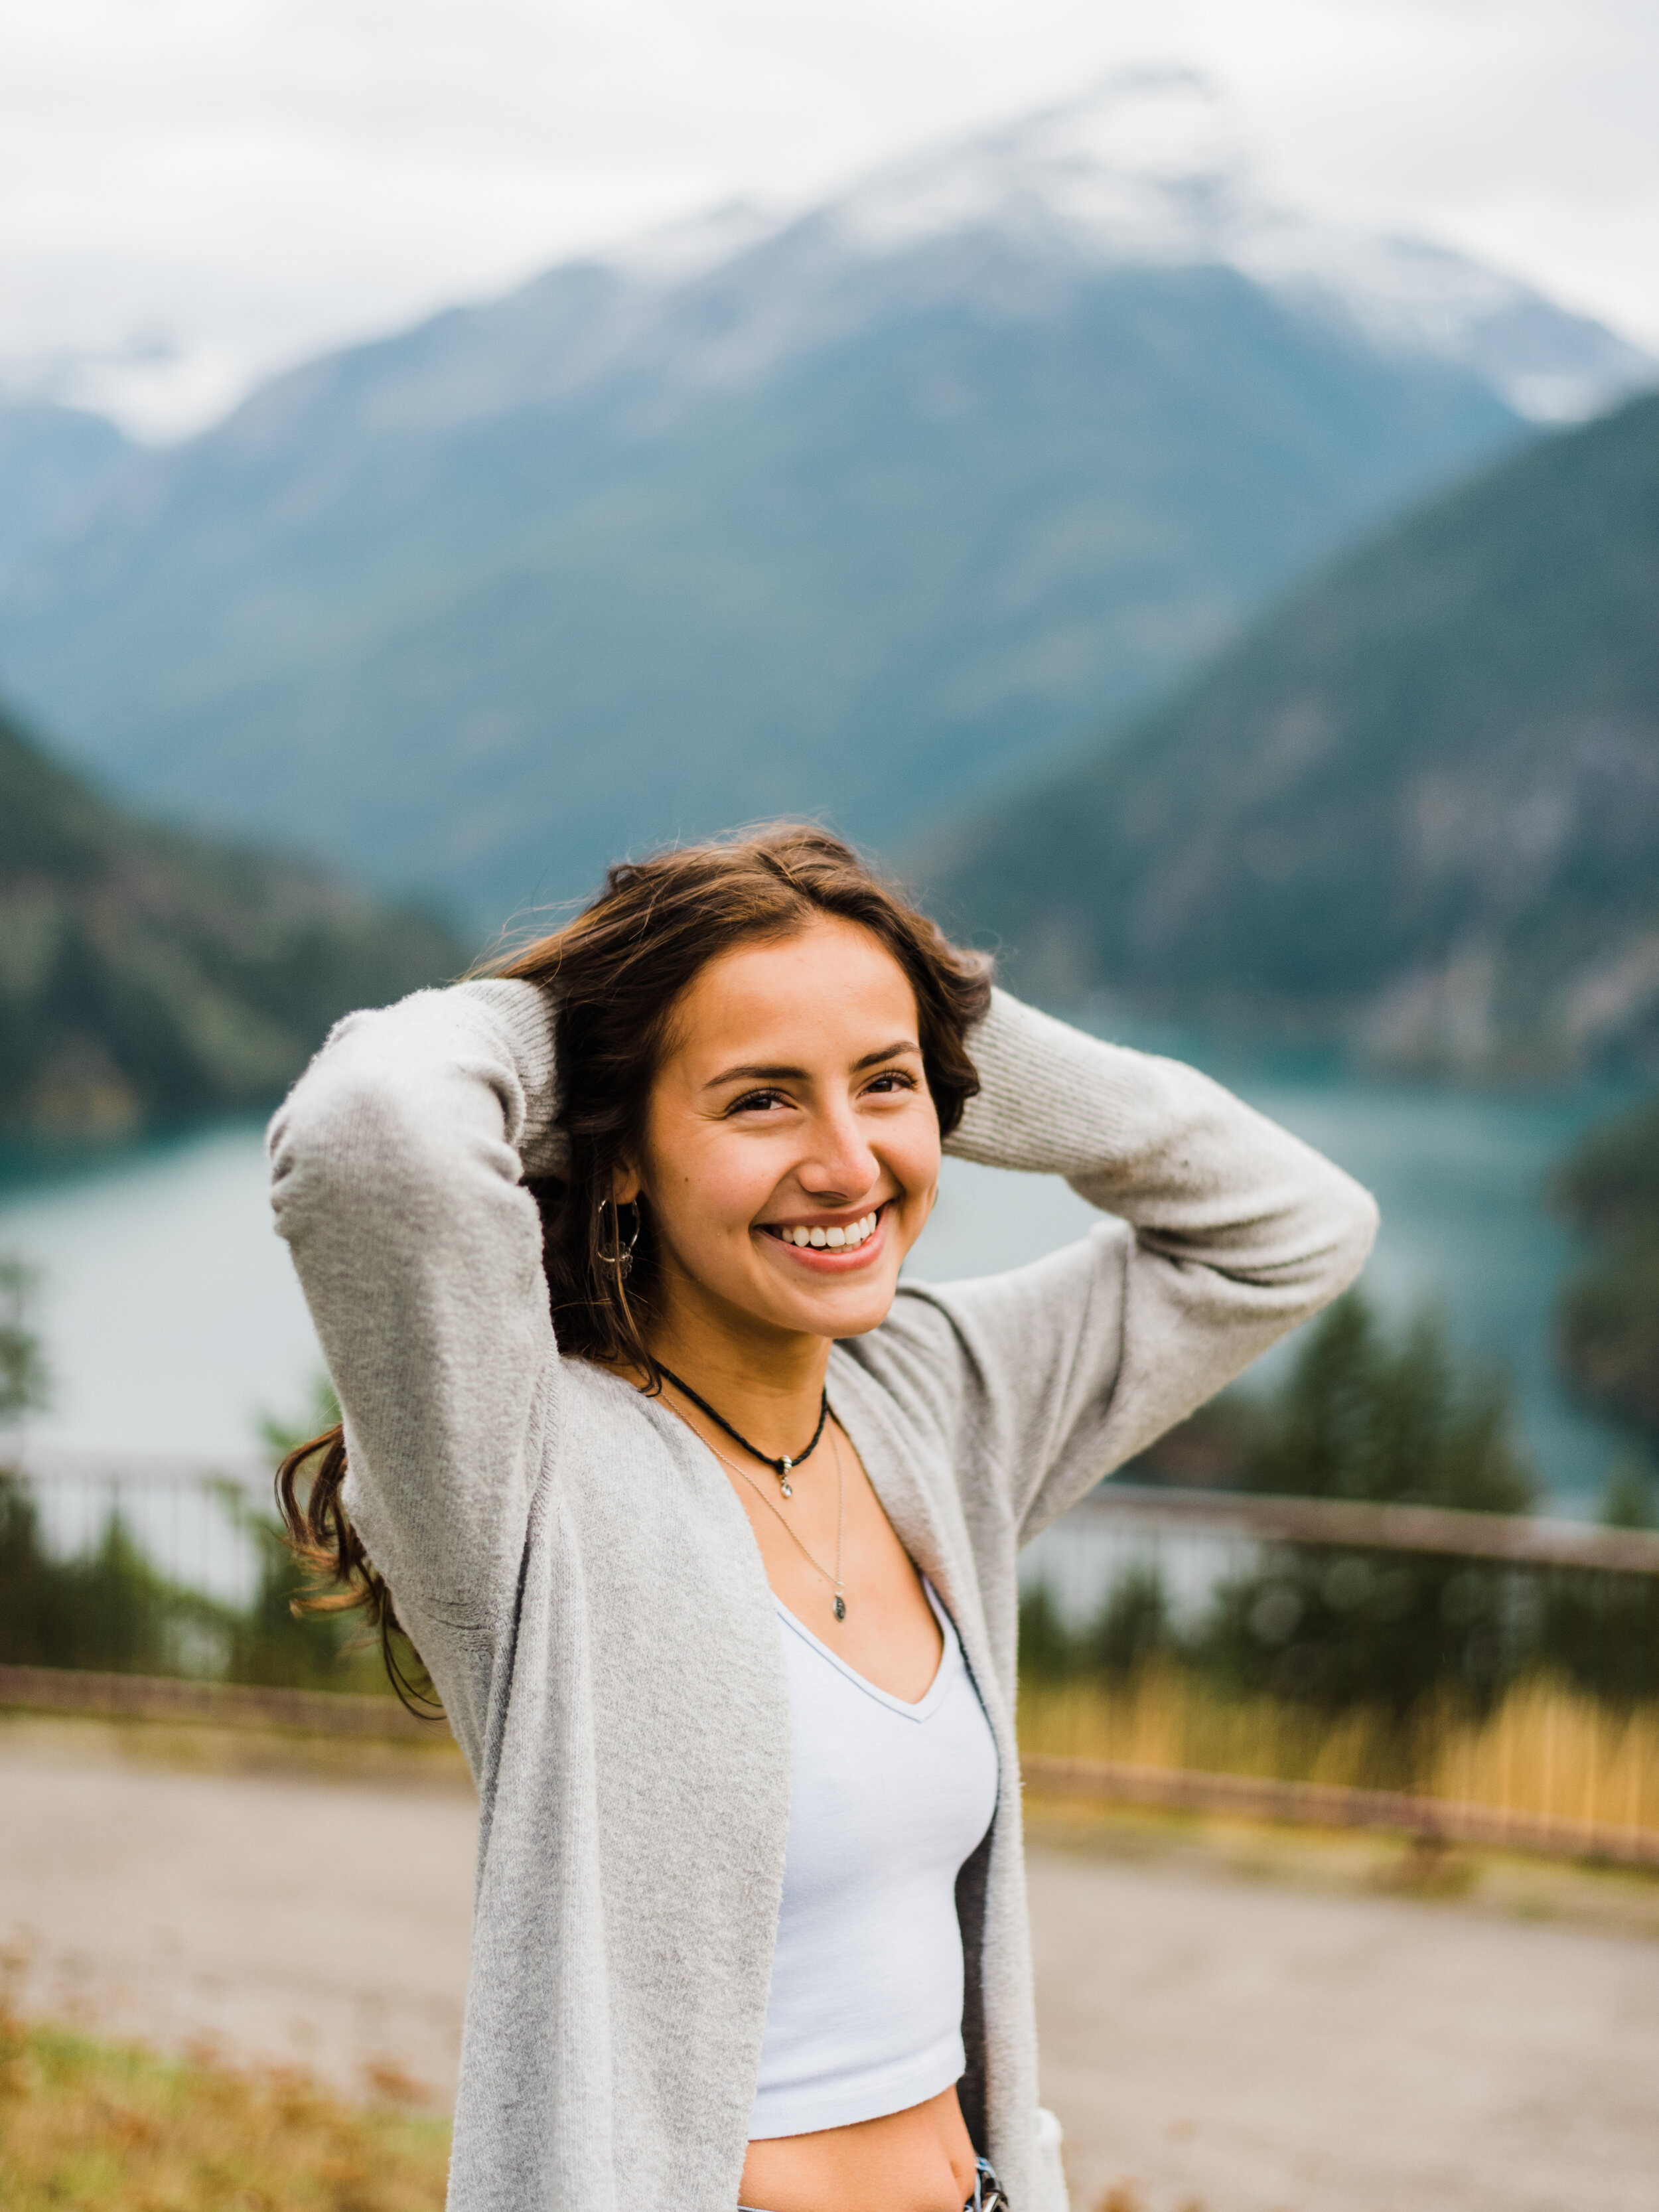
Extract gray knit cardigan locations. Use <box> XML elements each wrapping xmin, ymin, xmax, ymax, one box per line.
<box><xmin>268</xmin><ymin>980</ymin><xmax>1377</xmax><ymax>2212</ymax></box>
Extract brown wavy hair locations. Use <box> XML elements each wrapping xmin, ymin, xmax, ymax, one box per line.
<box><xmin>277</xmin><ymin>823</ymin><xmax>991</xmax><ymax>1701</ymax></box>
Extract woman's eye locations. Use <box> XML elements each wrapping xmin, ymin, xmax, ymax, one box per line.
<box><xmin>865</xmin><ymin>1070</ymin><xmax>918</xmax><ymax>1096</ymax></box>
<box><xmin>728</xmin><ymin>1088</ymin><xmax>790</xmax><ymax>1114</ymax></box>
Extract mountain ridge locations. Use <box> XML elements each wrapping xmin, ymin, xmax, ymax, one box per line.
<box><xmin>924</xmin><ymin>388</ymin><xmax>1659</xmax><ymax>1077</ymax></box>
<box><xmin>0</xmin><ymin>401</ymin><xmax>137</xmax><ymax>585</ymax></box>
<box><xmin>98</xmin><ymin>72</ymin><xmax>1648</xmax><ymax>463</ymax></box>
<box><xmin>1</xmin><ymin>73</ymin><xmax>1649</xmax><ymax>927</ymax></box>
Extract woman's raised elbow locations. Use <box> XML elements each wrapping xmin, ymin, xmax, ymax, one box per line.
<box><xmin>268</xmin><ymin>1053</ymin><xmax>451</xmax><ymax>1229</ymax></box>
<box><xmin>1319</xmin><ymin>1171</ymin><xmax>1381</xmax><ymax>1299</ymax></box>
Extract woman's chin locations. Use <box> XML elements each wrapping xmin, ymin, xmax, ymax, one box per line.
<box><xmin>800</xmin><ymin>1283</ymin><xmax>897</xmax><ymax>1339</ymax></box>
<box><xmin>713</xmin><ymin>1257</ymin><xmax>899</xmax><ymax>1344</ymax></box>
<box><xmin>756</xmin><ymin>1260</ymin><xmax>900</xmax><ymax>1334</ymax></box>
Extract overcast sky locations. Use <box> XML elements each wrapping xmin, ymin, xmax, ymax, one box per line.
<box><xmin>5</xmin><ymin>0</ymin><xmax>1658</xmax><ymax>439</ymax></box>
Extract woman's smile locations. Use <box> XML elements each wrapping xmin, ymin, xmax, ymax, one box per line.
<box><xmin>758</xmin><ymin>1202</ymin><xmax>888</xmax><ymax>1264</ymax></box>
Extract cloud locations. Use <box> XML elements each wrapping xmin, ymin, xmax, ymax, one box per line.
<box><xmin>2</xmin><ymin>0</ymin><xmax>1656</xmax><ymax>437</ymax></box>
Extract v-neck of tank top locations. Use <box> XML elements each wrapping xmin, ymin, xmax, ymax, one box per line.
<box><xmin>772</xmin><ymin>1578</ymin><xmax>958</xmax><ymax>1720</ymax></box>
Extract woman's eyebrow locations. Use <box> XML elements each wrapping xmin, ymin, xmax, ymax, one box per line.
<box><xmin>703</xmin><ymin>1039</ymin><xmax>919</xmax><ymax>1090</ymax></box>
<box><xmin>853</xmin><ymin>1039</ymin><xmax>920</xmax><ymax>1070</ymax></box>
<box><xmin>704</xmin><ymin>1062</ymin><xmax>806</xmax><ymax>1088</ymax></box>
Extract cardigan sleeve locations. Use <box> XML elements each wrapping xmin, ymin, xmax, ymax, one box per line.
<box><xmin>267</xmin><ymin>978</ymin><xmax>566</xmax><ymax>1627</ymax></box>
<box><xmin>887</xmin><ymin>989</ymin><xmax>1379</xmax><ymax>1543</ymax></box>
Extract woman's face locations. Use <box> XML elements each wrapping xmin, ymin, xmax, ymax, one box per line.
<box><xmin>618</xmin><ymin>915</ymin><xmax>943</xmax><ymax>1351</ymax></box>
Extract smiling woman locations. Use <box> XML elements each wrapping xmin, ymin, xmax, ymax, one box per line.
<box><xmin>269</xmin><ymin>823</ymin><xmax>1378</xmax><ymax>2212</ymax></box>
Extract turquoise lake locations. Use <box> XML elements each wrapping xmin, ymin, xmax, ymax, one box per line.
<box><xmin>0</xmin><ymin>1050</ymin><xmax>1638</xmax><ymax>1508</ymax></box>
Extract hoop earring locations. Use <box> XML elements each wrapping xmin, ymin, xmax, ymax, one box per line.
<box><xmin>597</xmin><ymin>1197</ymin><xmax>640</xmax><ymax>1278</ymax></box>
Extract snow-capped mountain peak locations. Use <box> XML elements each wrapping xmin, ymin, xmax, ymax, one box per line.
<box><xmin>831</xmin><ymin>68</ymin><xmax>1249</xmax><ymax>263</ymax></box>
<box><xmin>808</xmin><ymin>68</ymin><xmax>1653</xmax><ymax>421</ymax></box>
<box><xmin>599</xmin><ymin>198</ymin><xmax>782</xmax><ymax>286</ymax></box>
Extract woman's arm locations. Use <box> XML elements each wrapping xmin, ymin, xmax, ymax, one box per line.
<box><xmin>910</xmin><ymin>990</ymin><xmax>1379</xmax><ymax>1540</ymax></box>
<box><xmin>267</xmin><ymin>978</ymin><xmax>565</xmax><ymax>1626</ymax></box>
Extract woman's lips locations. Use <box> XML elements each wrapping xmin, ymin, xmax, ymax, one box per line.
<box><xmin>757</xmin><ymin>1202</ymin><xmax>890</xmax><ymax>1269</ymax></box>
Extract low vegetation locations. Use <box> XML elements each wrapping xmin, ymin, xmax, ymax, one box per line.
<box><xmin>0</xmin><ymin>2008</ymin><xmax>449</xmax><ymax>2211</ymax></box>
<box><xmin>1019</xmin><ymin>1666</ymin><xmax>1659</xmax><ymax>1834</ymax></box>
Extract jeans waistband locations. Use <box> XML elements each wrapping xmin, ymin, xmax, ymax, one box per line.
<box><xmin>737</xmin><ymin>2153</ymin><xmax>1007</xmax><ymax>2212</ymax></box>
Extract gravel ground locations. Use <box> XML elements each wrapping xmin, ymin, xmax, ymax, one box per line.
<box><xmin>3</xmin><ymin>1718</ymin><xmax>1657</xmax><ymax>2211</ymax></box>
<box><xmin>0</xmin><ymin>1720</ymin><xmax>476</xmax><ymax>2104</ymax></box>
<box><xmin>1028</xmin><ymin>1824</ymin><xmax>1659</xmax><ymax>2212</ymax></box>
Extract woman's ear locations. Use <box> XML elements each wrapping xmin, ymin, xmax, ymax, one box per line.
<box><xmin>611</xmin><ymin>1160</ymin><xmax>644</xmax><ymax>1206</ymax></box>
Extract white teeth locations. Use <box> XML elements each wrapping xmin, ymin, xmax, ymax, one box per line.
<box><xmin>774</xmin><ymin>1209</ymin><xmax>881</xmax><ymax>1250</ymax></box>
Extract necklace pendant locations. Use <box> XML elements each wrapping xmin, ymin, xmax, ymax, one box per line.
<box><xmin>833</xmin><ymin>1594</ymin><xmax>846</xmax><ymax>1623</ymax></box>
<box><xmin>780</xmin><ymin>1477</ymin><xmax>793</xmax><ymax>1498</ymax></box>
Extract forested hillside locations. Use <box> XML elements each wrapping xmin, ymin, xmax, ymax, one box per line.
<box><xmin>1554</xmin><ymin>1095</ymin><xmax>1659</xmax><ymax>1444</ymax></box>
<box><xmin>0</xmin><ymin>78</ymin><xmax>1600</xmax><ymax>924</ymax></box>
<box><xmin>0</xmin><ymin>703</ymin><xmax>460</xmax><ymax>1138</ymax></box>
<box><xmin>929</xmin><ymin>389</ymin><xmax>1659</xmax><ymax>1078</ymax></box>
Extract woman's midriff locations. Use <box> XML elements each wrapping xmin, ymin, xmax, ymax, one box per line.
<box><xmin>739</xmin><ymin>2083</ymin><xmax>977</xmax><ymax>2212</ymax></box>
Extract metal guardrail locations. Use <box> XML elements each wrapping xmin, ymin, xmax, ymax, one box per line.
<box><xmin>7</xmin><ymin>1442</ymin><xmax>271</xmax><ymax>1489</ymax></box>
<box><xmin>8</xmin><ymin>1454</ymin><xmax>1659</xmax><ymax>1866</ymax></box>
<box><xmin>3</xmin><ymin>1444</ymin><xmax>277</xmax><ymax>1609</ymax></box>
<box><xmin>0</xmin><ymin>1662</ymin><xmax>435</xmax><ymax>1739</ymax></box>
<box><xmin>1021</xmin><ymin>1753</ymin><xmax>1659</xmax><ymax>1869</ymax></box>
<box><xmin>1024</xmin><ymin>1481</ymin><xmax>1659</xmax><ymax>1862</ymax></box>
<box><xmin>12</xmin><ymin>1449</ymin><xmax>1653</xmax><ymax>1572</ymax></box>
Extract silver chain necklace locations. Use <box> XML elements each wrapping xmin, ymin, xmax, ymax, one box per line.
<box><xmin>696</xmin><ymin>1417</ymin><xmax>848</xmax><ymax>1624</ymax></box>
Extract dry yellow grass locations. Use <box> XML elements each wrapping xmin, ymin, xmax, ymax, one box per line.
<box><xmin>0</xmin><ymin>2012</ymin><xmax>449</xmax><ymax>2212</ymax></box>
<box><xmin>1019</xmin><ymin>1666</ymin><xmax>1659</xmax><ymax>1834</ymax></box>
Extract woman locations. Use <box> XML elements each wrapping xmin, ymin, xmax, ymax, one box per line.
<box><xmin>271</xmin><ymin>824</ymin><xmax>1376</xmax><ymax>2212</ymax></box>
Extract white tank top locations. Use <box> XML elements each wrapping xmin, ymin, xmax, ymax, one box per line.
<box><xmin>749</xmin><ymin>1581</ymin><xmax>1000</xmax><ymax>2140</ymax></box>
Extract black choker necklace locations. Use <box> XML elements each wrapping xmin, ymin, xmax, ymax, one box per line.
<box><xmin>656</xmin><ymin>1364</ymin><xmax>830</xmax><ymax>1497</ymax></box>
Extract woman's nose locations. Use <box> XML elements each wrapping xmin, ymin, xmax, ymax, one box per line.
<box><xmin>797</xmin><ymin>1105</ymin><xmax>879</xmax><ymax>1200</ymax></box>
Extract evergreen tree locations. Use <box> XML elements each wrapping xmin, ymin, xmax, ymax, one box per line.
<box><xmin>1082</xmin><ymin>1561</ymin><xmax>1174</xmax><ymax>1681</ymax></box>
<box><xmin>1554</xmin><ymin>1093</ymin><xmax>1659</xmax><ymax>1444</ymax></box>
<box><xmin>1199</xmin><ymin>1295</ymin><xmax>1537</xmax><ymax>1735</ymax></box>
<box><xmin>1537</xmin><ymin>1458</ymin><xmax>1659</xmax><ymax>1708</ymax></box>
<box><xmin>0</xmin><ymin>1254</ymin><xmax>49</xmax><ymax>1426</ymax></box>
